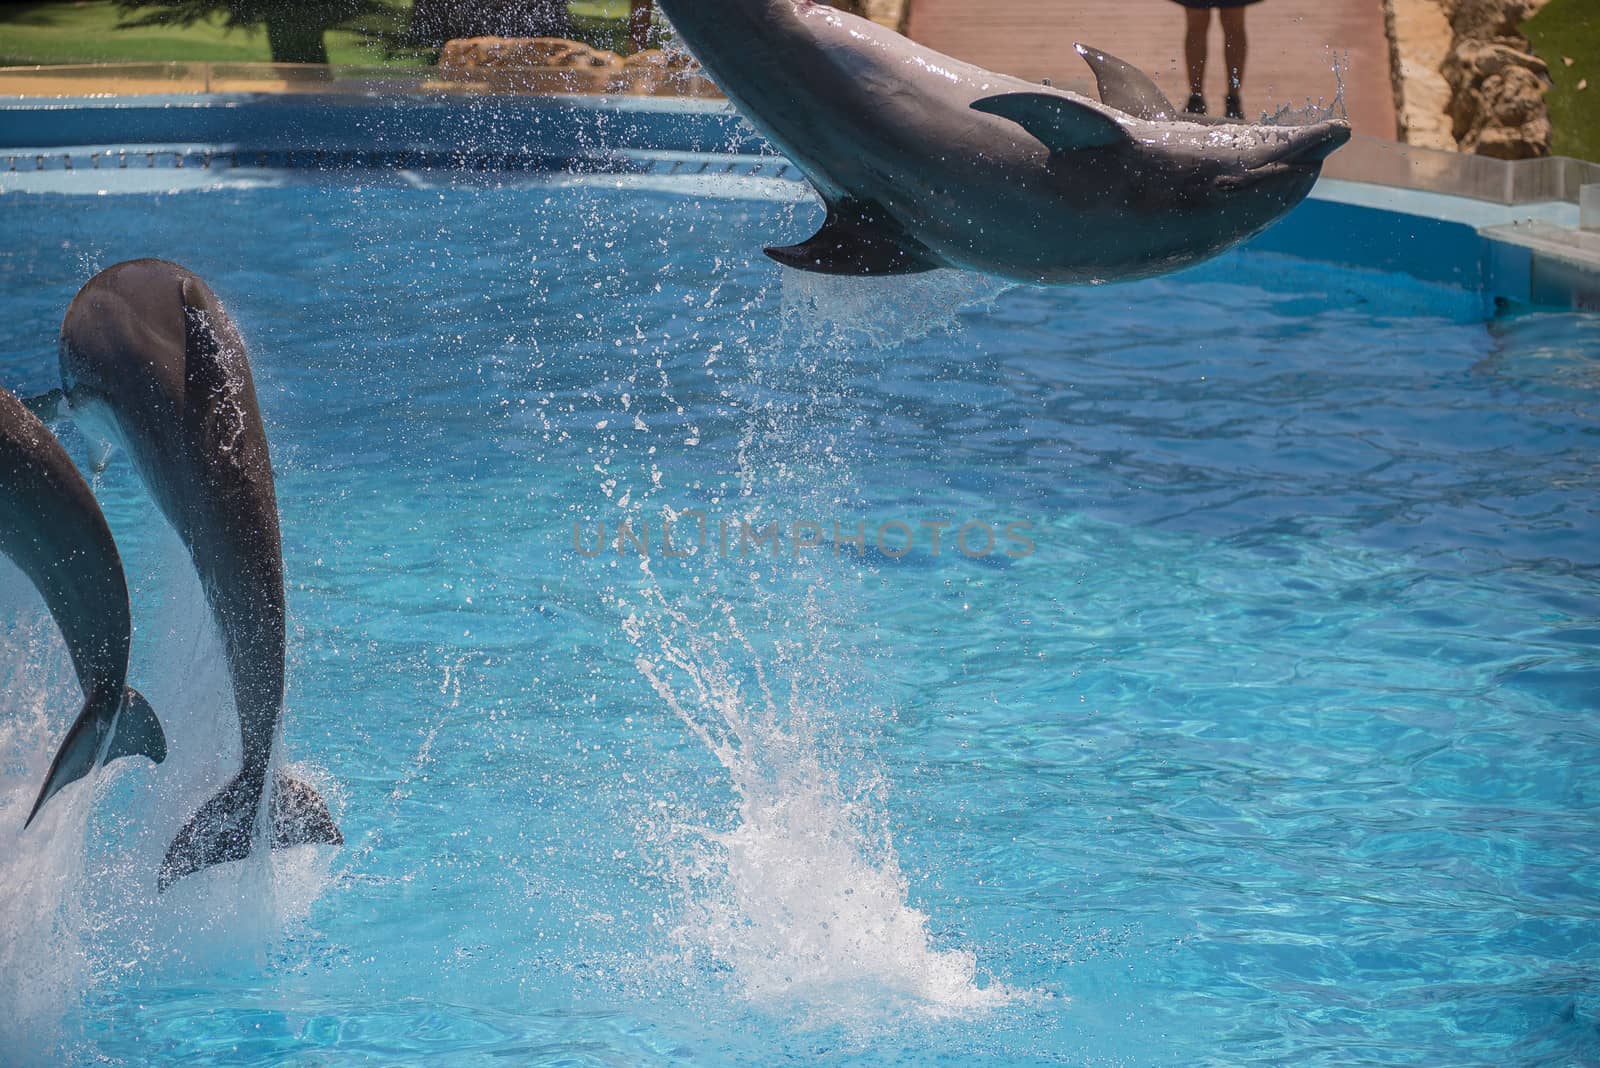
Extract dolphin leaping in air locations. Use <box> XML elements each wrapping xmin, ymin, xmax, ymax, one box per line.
<box><xmin>0</xmin><ymin>385</ymin><xmax>166</xmax><ymax>826</ymax></box>
<box><xmin>656</xmin><ymin>0</ymin><xmax>1351</xmax><ymax>284</ymax></box>
<box><xmin>57</xmin><ymin>259</ymin><xmax>342</xmax><ymax>890</ymax></box>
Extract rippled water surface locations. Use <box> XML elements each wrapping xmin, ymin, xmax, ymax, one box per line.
<box><xmin>0</xmin><ymin>175</ymin><xmax>1596</xmax><ymax>1066</ymax></box>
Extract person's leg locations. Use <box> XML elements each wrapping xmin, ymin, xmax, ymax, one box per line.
<box><xmin>1220</xmin><ymin>6</ymin><xmax>1248</xmax><ymax>118</ymax></box>
<box><xmin>1184</xmin><ymin>7</ymin><xmax>1211</xmax><ymax>113</ymax></box>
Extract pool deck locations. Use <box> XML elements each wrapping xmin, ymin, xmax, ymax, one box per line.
<box><xmin>904</xmin><ymin>0</ymin><xmax>1398</xmax><ymax>139</ymax></box>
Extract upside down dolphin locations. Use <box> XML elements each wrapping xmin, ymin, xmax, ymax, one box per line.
<box><xmin>57</xmin><ymin>259</ymin><xmax>341</xmax><ymax>890</ymax></box>
<box><xmin>656</xmin><ymin>0</ymin><xmax>1351</xmax><ymax>283</ymax></box>
<box><xmin>0</xmin><ymin>386</ymin><xmax>166</xmax><ymax>826</ymax></box>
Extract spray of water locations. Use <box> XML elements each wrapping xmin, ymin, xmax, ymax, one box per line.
<box><xmin>620</xmin><ymin>590</ymin><xmax>1023</xmax><ymax>1031</ymax></box>
<box><xmin>1263</xmin><ymin>49</ymin><xmax>1351</xmax><ymax>126</ymax></box>
<box><xmin>0</xmin><ymin>528</ymin><xmax>339</xmax><ymax>1061</ymax></box>
<box><xmin>0</xmin><ymin>567</ymin><xmax>90</xmax><ymax>1060</ymax></box>
<box><xmin>779</xmin><ymin>267</ymin><xmax>1013</xmax><ymax>351</ymax></box>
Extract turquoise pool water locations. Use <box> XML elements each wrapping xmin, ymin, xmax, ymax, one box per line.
<box><xmin>0</xmin><ymin>173</ymin><xmax>1597</xmax><ymax>1066</ymax></box>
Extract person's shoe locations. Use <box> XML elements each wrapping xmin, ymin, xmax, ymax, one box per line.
<box><xmin>1225</xmin><ymin>92</ymin><xmax>1244</xmax><ymax>121</ymax></box>
<box><xmin>1185</xmin><ymin>92</ymin><xmax>1207</xmax><ymax>116</ymax></box>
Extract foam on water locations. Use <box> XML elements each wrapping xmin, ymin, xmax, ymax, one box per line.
<box><xmin>622</xmin><ymin>592</ymin><xmax>1026</xmax><ymax>1031</ymax></box>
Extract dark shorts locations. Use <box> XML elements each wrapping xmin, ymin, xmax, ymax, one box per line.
<box><xmin>1171</xmin><ymin>0</ymin><xmax>1263</xmax><ymax>7</ymax></box>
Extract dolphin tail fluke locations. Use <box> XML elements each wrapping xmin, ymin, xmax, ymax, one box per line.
<box><xmin>766</xmin><ymin>199</ymin><xmax>942</xmax><ymax>276</ymax></box>
<box><xmin>270</xmin><ymin>771</ymin><xmax>343</xmax><ymax>850</ymax></box>
<box><xmin>22</xmin><ymin>388</ymin><xmax>64</xmax><ymax>423</ymax></box>
<box><xmin>159</xmin><ymin>772</ymin><xmax>260</xmax><ymax>891</ymax></box>
<box><xmin>101</xmin><ymin>687</ymin><xmax>167</xmax><ymax>765</ymax></box>
<box><xmin>24</xmin><ymin>685</ymin><xmax>164</xmax><ymax>829</ymax></box>
<box><xmin>158</xmin><ymin>769</ymin><xmax>342</xmax><ymax>891</ymax></box>
<box><xmin>25</xmin><ymin>695</ymin><xmax>107</xmax><ymax>828</ymax></box>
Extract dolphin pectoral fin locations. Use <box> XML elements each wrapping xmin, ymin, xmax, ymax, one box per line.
<box><xmin>765</xmin><ymin>203</ymin><xmax>940</xmax><ymax>276</ymax></box>
<box><xmin>1074</xmin><ymin>43</ymin><xmax>1177</xmax><ymax>121</ymax></box>
<box><xmin>101</xmin><ymin>687</ymin><xmax>167</xmax><ymax>766</ymax></box>
<box><xmin>971</xmin><ymin>92</ymin><xmax>1131</xmax><ymax>153</ymax></box>
<box><xmin>24</xmin><ymin>693</ymin><xmax>109</xmax><ymax>828</ymax></box>
<box><xmin>270</xmin><ymin>771</ymin><xmax>343</xmax><ymax>849</ymax></box>
<box><xmin>21</xmin><ymin>389</ymin><xmax>64</xmax><ymax>423</ymax></box>
<box><xmin>159</xmin><ymin>772</ymin><xmax>258</xmax><ymax>891</ymax></box>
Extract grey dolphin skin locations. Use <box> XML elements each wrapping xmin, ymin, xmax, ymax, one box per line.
<box><xmin>0</xmin><ymin>385</ymin><xmax>166</xmax><ymax>826</ymax></box>
<box><xmin>655</xmin><ymin>0</ymin><xmax>1351</xmax><ymax>284</ymax></box>
<box><xmin>58</xmin><ymin>259</ymin><xmax>341</xmax><ymax>890</ymax></box>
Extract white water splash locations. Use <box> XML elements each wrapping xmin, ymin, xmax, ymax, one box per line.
<box><xmin>0</xmin><ymin>563</ymin><xmax>90</xmax><ymax>1061</ymax></box>
<box><xmin>1263</xmin><ymin>49</ymin><xmax>1350</xmax><ymax>126</ymax></box>
<box><xmin>779</xmin><ymin>267</ymin><xmax>1012</xmax><ymax>350</ymax></box>
<box><xmin>623</xmin><ymin>594</ymin><xmax>1023</xmax><ymax>1030</ymax></box>
<box><xmin>0</xmin><ymin>529</ymin><xmax>339</xmax><ymax>1061</ymax></box>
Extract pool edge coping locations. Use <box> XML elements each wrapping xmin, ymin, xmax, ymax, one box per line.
<box><xmin>0</xmin><ymin>92</ymin><xmax>1594</xmax><ymax>312</ymax></box>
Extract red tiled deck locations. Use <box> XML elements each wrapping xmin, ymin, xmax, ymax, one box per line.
<box><xmin>904</xmin><ymin>0</ymin><xmax>1398</xmax><ymax>139</ymax></box>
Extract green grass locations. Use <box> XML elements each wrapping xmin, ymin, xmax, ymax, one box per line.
<box><xmin>0</xmin><ymin>1</ymin><xmax>417</xmax><ymax>66</ymax></box>
<box><xmin>0</xmin><ymin>1</ymin><xmax>644</xmax><ymax>68</ymax></box>
<box><xmin>571</xmin><ymin>1</ymin><xmax>630</xmax><ymax>18</ymax></box>
<box><xmin>1523</xmin><ymin>0</ymin><xmax>1600</xmax><ymax>163</ymax></box>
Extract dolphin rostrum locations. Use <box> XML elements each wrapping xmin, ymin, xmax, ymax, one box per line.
<box><xmin>0</xmin><ymin>385</ymin><xmax>166</xmax><ymax>826</ymax></box>
<box><xmin>656</xmin><ymin>0</ymin><xmax>1351</xmax><ymax>283</ymax></box>
<box><xmin>57</xmin><ymin>259</ymin><xmax>341</xmax><ymax>890</ymax></box>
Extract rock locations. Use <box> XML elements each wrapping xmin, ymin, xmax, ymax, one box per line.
<box><xmin>1443</xmin><ymin>39</ymin><xmax>1548</xmax><ymax>84</ymax></box>
<box><xmin>1468</xmin><ymin>116</ymin><xmax>1553</xmax><ymax>158</ymax></box>
<box><xmin>1446</xmin><ymin>0</ymin><xmax>1537</xmax><ymax>41</ymax></box>
<box><xmin>1462</xmin><ymin>66</ymin><xmax>1552</xmax><ymax>157</ymax></box>
<box><xmin>434</xmin><ymin>36</ymin><xmax>720</xmax><ymax>97</ymax></box>
<box><xmin>619</xmin><ymin>47</ymin><xmax>723</xmax><ymax>98</ymax></box>
<box><xmin>440</xmin><ymin>37</ymin><xmax>611</xmax><ymax>70</ymax></box>
<box><xmin>1436</xmin><ymin>0</ymin><xmax>1553</xmax><ymax>158</ymax></box>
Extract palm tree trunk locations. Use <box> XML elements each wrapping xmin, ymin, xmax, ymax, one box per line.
<box><xmin>265</xmin><ymin>16</ymin><xmax>330</xmax><ymax>64</ymax></box>
<box><xmin>629</xmin><ymin>0</ymin><xmax>653</xmax><ymax>52</ymax></box>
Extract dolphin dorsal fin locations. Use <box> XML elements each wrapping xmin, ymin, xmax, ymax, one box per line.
<box><xmin>971</xmin><ymin>92</ymin><xmax>1131</xmax><ymax>153</ymax></box>
<box><xmin>1074</xmin><ymin>43</ymin><xmax>1177</xmax><ymax>121</ymax></box>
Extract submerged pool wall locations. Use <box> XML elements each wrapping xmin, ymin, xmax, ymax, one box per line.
<box><xmin>1</xmin><ymin>92</ymin><xmax>1597</xmax><ymax>312</ymax></box>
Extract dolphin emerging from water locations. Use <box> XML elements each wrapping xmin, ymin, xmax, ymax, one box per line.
<box><xmin>656</xmin><ymin>0</ymin><xmax>1350</xmax><ymax>283</ymax></box>
<box><xmin>57</xmin><ymin>259</ymin><xmax>341</xmax><ymax>890</ymax></box>
<box><xmin>0</xmin><ymin>385</ymin><xmax>166</xmax><ymax>826</ymax></box>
